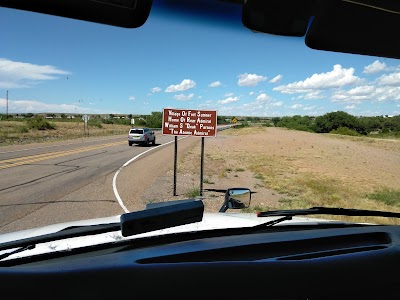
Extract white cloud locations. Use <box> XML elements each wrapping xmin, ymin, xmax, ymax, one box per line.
<box><xmin>249</xmin><ymin>91</ymin><xmax>255</xmax><ymax>96</ymax></box>
<box><xmin>129</xmin><ymin>96</ymin><xmax>135</xmax><ymax>100</ymax></box>
<box><xmin>377</xmin><ymin>71</ymin><xmax>400</xmax><ymax>86</ymax></box>
<box><xmin>165</xmin><ymin>79</ymin><xmax>196</xmax><ymax>92</ymax></box>
<box><xmin>290</xmin><ymin>104</ymin><xmax>303</xmax><ymax>109</ymax></box>
<box><xmin>174</xmin><ymin>93</ymin><xmax>194</xmax><ymax>101</ymax></box>
<box><xmin>218</xmin><ymin>96</ymin><xmax>240</xmax><ymax>104</ymax></box>
<box><xmin>209</xmin><ymin>81</ymin><xmax>222</xmax><ymax>87</ymax></box>
<box><xmin>237</xmin><ymin>73</ymin><xmax>267</xmax><ymax>86</ymax></box>
<box><xmin>345</xmin><ymin>105</ymin><xmax>357</xmax><ymax>109</ymax></box>
<box><xmin>0</xmin><ymin>58</ymin><xmax>70</xmax><ymax>89</ymax></box>
<box><xmin>347</xmin><ymin>85</ymin><xmax>375</xmax><ymax>95</ymax></box>
<box><xmin>255</xmin><ymin>93</ymin><xmax>282</xmax><ymax>107</ymax></box>
<box><xmin>269</xmin><ymin>74</ymin><xmax>283</xmax><ymax>84</ymax></box>
<box><xmin>256</xmin><ymin>93</ymin><xmax>272</xmax><ymax>102</ymax></box>
<box><xmin>304</xmin><ymin>91</ymin><xmax>324</xmax><ymax>99</ymax></box>
<box><xmin>0</xmin><ymin>99</ymin><xmax>105</xmax><ymax>114</ymax></box>
<box><xmin>303</xmin><ymin>105</ymin><xmax>316</xmax><ymax>111</ymax></box>
<box><xmin>272</xmin><ymin>101</ymin><xmax>283</xmax><ymax>107</ymax></box>
<box><xmin>224</xmin><ymin>92</ymin><xmax>234</xmax><ymax>97</ymax></box>
<box><xmin>332</xmin><ymin>85</ymin><xmax>400</xmax><ymax>103</ymax></box>
<box><xmin>295</xmin><ymin>91</ymin><xmax>324</xmax><ymax>100</ymax></box>
<box><xmin>215</xmin><ymin>93</ymin><xmax>283</xmax><ymax>116</ymax></box>
<box><xmin>273</xmin><ymin>65</ymin><xmax>361</xmax><ymax>94</ymax></box>
<box><xmin>151</xmin><ymin>87</ymin><xmax>162</xmax><ymax>93</ymax></box>
<box><xmin>363</xmin><ymin>60</ymin><xmax>387</xmax><ymax>74</ymax></box>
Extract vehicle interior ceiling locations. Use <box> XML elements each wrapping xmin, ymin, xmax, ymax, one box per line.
<box><xmin>0</xmin><ymin>1</ymin><xmax>400</xmax><ymax>300</ymax></box>
<box><xmin>0</xmin><ymin>0</ymin><xmax>399</xmax><ymax>59</ymax></box>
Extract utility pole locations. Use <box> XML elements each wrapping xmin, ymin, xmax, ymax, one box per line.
<box><xmin>6</xmin><ymin>90</ymin><xmax>8</xmax><ymax>119</ymax></box>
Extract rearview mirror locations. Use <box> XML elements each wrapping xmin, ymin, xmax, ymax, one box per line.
<box><xmin>0</xmin><ymin>0</ymin><xmax>153</xmax><ymax>28</ymax></box>
<box><xmin>219</xmin><ymin>188</ymin><xmax>251</xmax><ymax>213</ymax></box>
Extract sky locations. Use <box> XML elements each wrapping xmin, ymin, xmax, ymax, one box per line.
<box><xmin>0</xmin><ymin>2</ymin><xmax>400</xmax><ymax>117</ymax></box>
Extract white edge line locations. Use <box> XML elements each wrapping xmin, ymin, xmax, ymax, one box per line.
<box><xmin>113</xmin><ymin>137</ymin><xmax>187</xmax><ymax>213</ymax></box>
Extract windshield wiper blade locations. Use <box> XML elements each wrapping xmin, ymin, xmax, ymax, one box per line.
<box><xmin>0</xmin><ymin>223</ymin><xmax>120</xmax><ymax>253</ymax></box>
<box><xmin>0</xmin><ymin>244</ymin><xmax>36</xmax><ymax>261</ymax></box>
<box><xmin>257</xmin><ymin>206</ymin><xmax>400</xmax><ymax>219</ymax></box>
<box><xmin>0</xmin><ymin>200</ymin><xmax>204</xmax><ymax>253</ymax></box>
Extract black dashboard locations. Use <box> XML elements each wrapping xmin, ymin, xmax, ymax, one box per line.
<box><xmin>1</xmin><ymin>225</ymin><xmax>400</xmax><ymax>299</ymax></box>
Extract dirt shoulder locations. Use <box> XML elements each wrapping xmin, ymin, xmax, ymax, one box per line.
<box><xmin>122</xmin><ymin>127</ymin><xmax>400</xmax><ymax>216</ymax></box>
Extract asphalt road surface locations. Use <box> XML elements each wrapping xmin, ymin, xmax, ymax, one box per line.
<box><xmin>0</xmin><ymin>133</ymin><xmax>199</xmax><ymax>234</ymax></box>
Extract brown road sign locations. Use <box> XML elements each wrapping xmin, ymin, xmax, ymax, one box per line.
<box><xmin>162</xmin><ymin>108</ymin><xmax>217</xmax><ymax>137</ymax></box>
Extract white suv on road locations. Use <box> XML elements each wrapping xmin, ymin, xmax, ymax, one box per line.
<box><xmin>128</xmin><ymin>128</ymin><xmax>156</xmax><ymax>146</ymax></box>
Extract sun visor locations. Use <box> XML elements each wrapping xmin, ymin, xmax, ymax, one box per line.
<box><xmin>0</xmin><ymin>0</ymin><xmax>153</xmax><ymax>28</ymax></box>
<box><xmin>305</xmin><ymin>0</ymin><xmax>400</xmax><ymax>59</ymax></box>
<box><xmin>242</xmin><ymin>0</ymin><xmax>315</xmax><ymax>37</ymax></box>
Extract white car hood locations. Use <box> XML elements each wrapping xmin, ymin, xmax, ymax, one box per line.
<box><xmin>0</xmin><ymin>212</ymin><xmax>342</xmax><ymax>261</ymax></box>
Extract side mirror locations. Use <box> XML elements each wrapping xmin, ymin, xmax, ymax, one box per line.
<box><xmin>219</xmin><ymin>188</ymin><xmax>251</xmax><ymax>213</ymax></box>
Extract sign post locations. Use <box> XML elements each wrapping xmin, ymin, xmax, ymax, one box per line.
<box><xmin>162</xmin><ymin>108</ymin><xmax>218</xmax><ymax>196</ymax></box>
<box><xmin>174</xmin><ymin>136</ymin><xmax>177</xmax><ymax>196</ymax></box>
<box><xmin>82</xmin><ymin>114</ymin><xmax>90</xmax><ymax>137</ymax></box>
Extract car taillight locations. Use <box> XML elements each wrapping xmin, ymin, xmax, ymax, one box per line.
<box><xmin>143</xmin><ymin>134</ymin><xmax>146</xmax><ymax>139</ymax></box>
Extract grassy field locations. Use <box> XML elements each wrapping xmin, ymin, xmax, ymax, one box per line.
<box><xmin>0</xmin><ymin>120</ymin><xmax>130</xmax><ymax>146</ymax></box>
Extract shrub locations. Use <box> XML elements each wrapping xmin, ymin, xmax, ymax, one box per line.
<box><xmin>330</xmin><ymin>126</ymin><xmax>360</xmax><ymax>136</ymax></box>
<box><xmin>26</xmin><ymin>116</ymin><xmax>56</xmax><ymax>130</ymax></box>
<box><xmin>88</xmin><ymin>119</ymin><xmax>103</xmax><ymax>128</ymax></box>
<box><xmin>18</xmin><ymin>126</ymin><xmax>29</xmax><ymax>133</ymax></box>
<box><xmin>367</xmin><ymin>188</ymin><xmax>400</xmax><ymax>207</ymax></box>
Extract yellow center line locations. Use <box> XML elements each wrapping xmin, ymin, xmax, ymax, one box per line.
<box><xmin>0</xmin><ymin>141</ymin><xmax>125</xmax><ymax>170</ymax></box>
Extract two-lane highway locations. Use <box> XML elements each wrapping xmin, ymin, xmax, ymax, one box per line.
<box><xmin>0</xmin><ymin>133</ymin><xmax>181</xmax><ymax>234</ymax></box>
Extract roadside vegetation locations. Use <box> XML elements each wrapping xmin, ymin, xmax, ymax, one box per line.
<box><xmin>0</xmin><ymin>112</ymin><xmax>239</xmax><ymax>146</ymax></box>
<box><xmin>0</xmin><ymin>112</ymin><xmax>163</xmax><ymax>146</ymax></box>
<box><xmin>271</xmin><ymin>111</ymin><xmax>400</xmax><ymax>138</ymax></box>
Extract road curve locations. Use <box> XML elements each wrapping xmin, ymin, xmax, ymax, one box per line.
<box><xmin>0</xmin><ymin>125</ymin><xmax>231</xmax><ymax>234</ymax></box>
<box><xmin>0</xmin><ymin>134</ymin><xmax>189</xmax><ymax>233</ymax></box>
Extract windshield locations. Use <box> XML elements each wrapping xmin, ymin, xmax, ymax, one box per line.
<box><xmin>0</xmin><ymin>0</ymin><xmax>400</xmax><ymax>236</ymax></box>
<box><xmin>130</xmin><ymin>129</ymin><xmax>144</xmax><ymax>134</ymax></box>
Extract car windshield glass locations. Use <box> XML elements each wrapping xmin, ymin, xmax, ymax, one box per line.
<box><xmin>130</xmin><ymin>129</ymin><xmax>144</xmax><ymax>134</ymax></box>
<box><xmin>0</xmin><ymin>0</ymin><xmax>399</xmax><ymax>238</ymax></box>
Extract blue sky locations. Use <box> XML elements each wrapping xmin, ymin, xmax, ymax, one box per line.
<box><xmin>0</xmin><ymin>2</ymin><xmax>399</xmax><ymax>117</ymax></box>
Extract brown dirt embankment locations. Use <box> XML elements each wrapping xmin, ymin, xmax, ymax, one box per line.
<box><xmin>123</xmin><ymin>127</ymin><xmax>400</xmax><ymax>224</ymax></box>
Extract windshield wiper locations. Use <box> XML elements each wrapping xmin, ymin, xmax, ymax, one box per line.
<box><xmin>257</xmin><ymin>207</ymin><xmax>400</xmax><ymax>219</ymax></box>
<box><xmin>0</xmin><ymin>244</ymin><xmax>36</xmax><ymax>261</ymax></box>
<box><xmin>0</xmin><ymin>200</ymin><xmax>204</xmax><ymax>256</ymax></box>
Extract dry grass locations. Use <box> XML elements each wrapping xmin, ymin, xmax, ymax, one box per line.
<box><xmin>0</xmin><ymin>121</ymin><xmax>130</xmax><ymax>146</ymax></box>
<box><xmin>177</xmin><ymin>126</ymin><xmax>400</xmax><ymax>224</ymax></box>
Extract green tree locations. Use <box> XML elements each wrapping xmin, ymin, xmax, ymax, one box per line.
<box><xmin>383</xmin><ymin>115</ymin><xmax>400</xmax><ymax>132</ymax></box>
<box><xmin>276</xmin><ymin>115</ymin><xmax>314</xmax><ymax>132</ymax></box>
<box><xmin>314</xmin><ymin>111</ymin><xmax>366</xmax><ymax>134</ymax></box>
<box><xmin>271</xmin><ymin>117</ymin><xmax>281</xmax><ymax>126</ymax></box>
<box><xmin>145</xmin><ymin>111</ymin><xmax>162</xmax><ymax>128</ymax></box>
